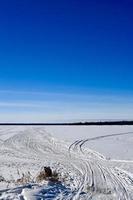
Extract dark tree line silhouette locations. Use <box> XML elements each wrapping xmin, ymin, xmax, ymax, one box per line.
<box><xmin>0</xmin><ymin>120</ymin><xmax>133</xmax><ymax>126</ymax></box>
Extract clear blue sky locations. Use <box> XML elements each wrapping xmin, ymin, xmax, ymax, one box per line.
<box><xmin>0</xmin><ymin>0</ymin><xmax>133</xmax><ymax>122</ymax></box>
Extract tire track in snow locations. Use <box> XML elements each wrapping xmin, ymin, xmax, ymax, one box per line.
<box><xmin>68</xmin><ymin>133</ymin><xmax>133</xmax><ymax>199</ymax></box>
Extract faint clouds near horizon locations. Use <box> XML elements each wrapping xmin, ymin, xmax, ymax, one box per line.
<box><xmin>0</xmin><ymin>89</ymin><xmax>133</xmax><ymax>122</ymax></box>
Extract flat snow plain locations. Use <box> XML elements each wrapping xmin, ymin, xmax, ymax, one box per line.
<box><xmin>0</xmin><ymin>126</ymin><xmax>133</xmax><ymax>199</ymax></box>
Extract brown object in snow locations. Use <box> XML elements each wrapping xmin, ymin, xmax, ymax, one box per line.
<box><xmin>36</xmin><ymin>166</ymin><xmax>59</xmax><ymax>182</ymax></box>
<box><xmin>44</xmin><ymin>166</ymin><xmax>52</xmax><ymax>177</ymax></box>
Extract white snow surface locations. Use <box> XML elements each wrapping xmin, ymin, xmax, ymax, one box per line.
<box><xmin>0</xmin><ymin>126</ymin><xmax>133</xmax><ymax>199</ymax></box>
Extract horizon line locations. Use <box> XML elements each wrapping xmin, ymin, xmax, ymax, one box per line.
<box><xmin>0</xmin><ymin>120</ymin><xmax>133</xmax><ymax>126</ymax></box>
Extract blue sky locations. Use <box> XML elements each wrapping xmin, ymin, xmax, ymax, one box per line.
<box><xmin>0</xmin><ymin>0</ymin><xmax>133</xmax><ymax>122</ymax></box>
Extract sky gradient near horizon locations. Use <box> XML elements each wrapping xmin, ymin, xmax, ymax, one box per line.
<box><xmin>0</xmin><ymin>0</ymin><xmax>133</xmax><ymax>122</ymax></box>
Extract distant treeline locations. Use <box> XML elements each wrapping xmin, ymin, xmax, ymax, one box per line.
<box><xmin>0</xmin><ymin>121</ymin><xmax>133</xmax><ymax>125</ymax></box>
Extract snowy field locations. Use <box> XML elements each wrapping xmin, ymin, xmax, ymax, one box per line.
<box><xmin>0</xmin><ymin>126</ymin><xmax>133</xmax><ymax>199</ymax></box>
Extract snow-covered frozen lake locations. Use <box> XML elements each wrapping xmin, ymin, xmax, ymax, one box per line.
<box><xmin>0</xmin><ymin>126</ymin><xmax>133</xmax><ymax>199</ymax></box>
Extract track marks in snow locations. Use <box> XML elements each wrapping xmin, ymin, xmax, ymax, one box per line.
<box><xmin>68</xmin><ymin>134</ymin><xmax>133</xmax><ymax>199</ymax></box>
<box><xmin>0</xmin><ymin>127</ymin><xmax>133</xmax><ymax>199</ymax></box>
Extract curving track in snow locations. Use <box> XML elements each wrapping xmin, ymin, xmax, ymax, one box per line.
<box><xmin>0</xmin><ymin>126</ymin><xmax>133</xmax><ymax>199</ymax></box>
<box><xmin>69</xmin><ymin>138</ymin><xmax>133</xmax><ymax>199</ymax></box>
